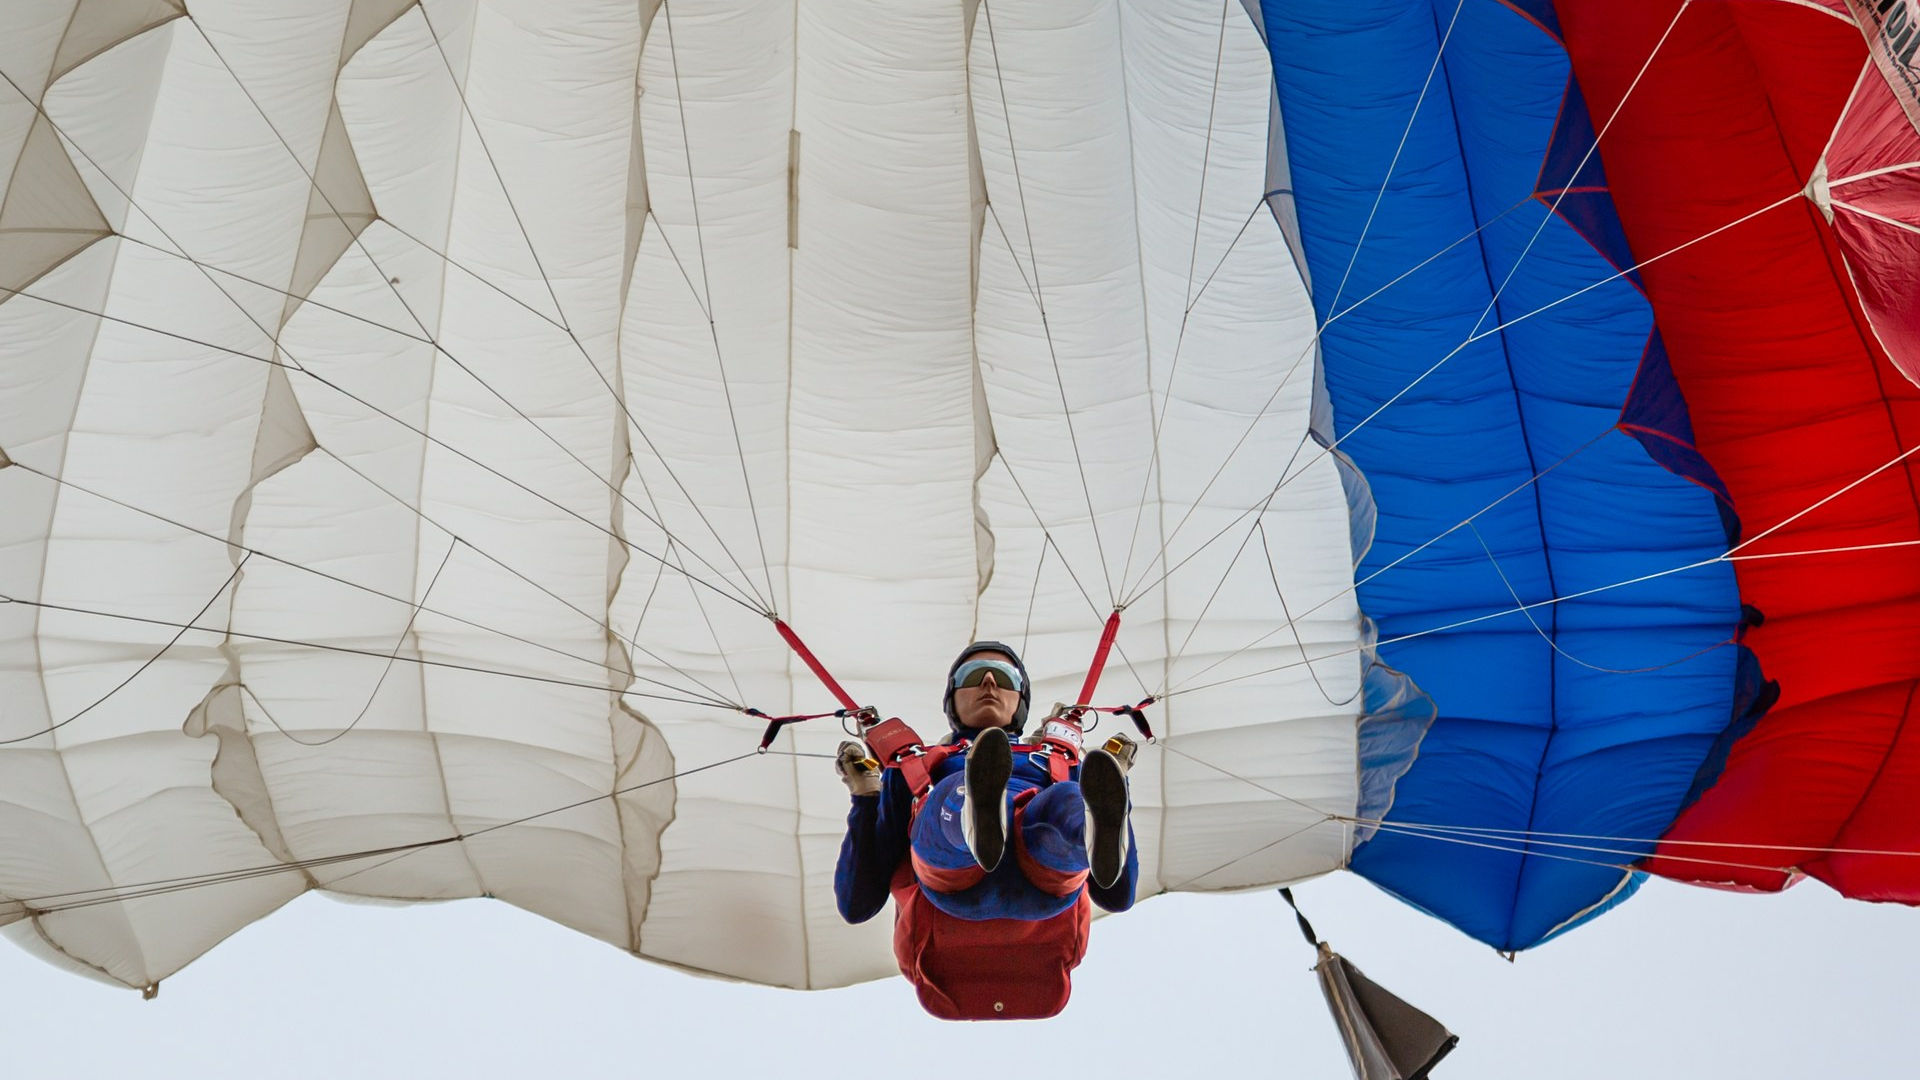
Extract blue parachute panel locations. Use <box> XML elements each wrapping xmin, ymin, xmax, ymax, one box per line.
<box><xmin>1257</xmin><ymin>0</ymin><xmax>1745</xmax><ymax>948</ymax></box>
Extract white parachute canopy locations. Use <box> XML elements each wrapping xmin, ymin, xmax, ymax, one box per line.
<box><xmin>0</xmin><ymin>0</ymin><xmax>1413</xmax><ymax>991</ymax></box>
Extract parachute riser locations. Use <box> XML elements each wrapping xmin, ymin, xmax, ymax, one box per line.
<box><xmin>752</xmin><ymin>609</ymin><xmax>1155</xmax><ymax>754</ymax></box>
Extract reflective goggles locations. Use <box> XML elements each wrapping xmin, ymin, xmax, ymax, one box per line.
<box><xmin>951</xmin><ymin>658</ymin><xmax>1023</xmax><ymax>692</ymax></box>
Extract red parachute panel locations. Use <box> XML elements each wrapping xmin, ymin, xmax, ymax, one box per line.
<box><xmin>1554</xmin><ymin>0</ymin><xmax>1920</xmax><ymax>896</ymax></box>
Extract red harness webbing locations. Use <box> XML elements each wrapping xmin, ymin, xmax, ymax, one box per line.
<box><xmin>756</xmin><ymin>609</ymin><xmax>1154</xmax><ymax>768</ymax></box>
<box><xmin>1073</xmin><ymin>609</ymin><xmax>1123</xmax><ymax>709</ymax></box>
<box><xmin>772</xmin><ymin>618</ymin><xmax>859</xmax><ymax>711</ymax></box>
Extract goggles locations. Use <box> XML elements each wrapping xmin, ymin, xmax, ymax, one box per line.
<box><xmin>951</xmin><ymin>658</ymin><xmax>1024</xmax><ymax>692</ymax></box>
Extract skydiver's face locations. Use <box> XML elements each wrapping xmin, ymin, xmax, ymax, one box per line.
<box><xmin>953</xmin><ymin>650</ymin><xmax>1020</xmax><ymax>731</ymax></box>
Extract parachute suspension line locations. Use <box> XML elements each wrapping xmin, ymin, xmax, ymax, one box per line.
<box><xmin>646</xmin><ymin>209</ymin><xmax>716</xmax><ymax>323</ymax></box>
<box><xmin>979</xmin><ymin>0</ymin><xmax>1118</xmax><ymax>608</ymax></box>
<box><xmin>410</xmin><ymin>0</ymin><xmax>777</xmax><ymax>616</ymax></box>
<box><xmin>1280</xmin><ymin>0</ymin><xmax>1697</xmax><ymax>487</ymax></box>
<box><xmin>1465</xmin><ymin>521</ymin><xmax>1735</xmax><ymax>675</ymax></box>
<box><xmin>1463</xmin><ymin>0</ymin><xmax>1697</xmax><ymax>350</ymax></box>
<box><xmin>983</xmin><ymin>203</ymin><xmax>1043</xmax><ymax>310</ymax></box>
<box><xmin>1179</xmin><ymin>0</ymin><xmax>1235</xmax><ymax>334</ymax></box>
<box><xmin>1114</xmin><ymin>0</ymin><xmax>1241</xmax><ymax>596</ymax></box>
<box><xmin>658</xmin><ymin>1</ymin><xmax>721</xmax><ymax>320</ymax></box>
<box><xmin>9</xmin><ymin>751</ymin><xmax>768</xmax><ymax>916</ymax></box>
<box><xmin>1263</xmin><ymin>0</ymin><xmax>1700</xmax><ymax>495</ymax></box>
<box><xmin>274</xmin><ymin>538</ymin><xmax>461</xmax><ymax>748</ymax></box>
<box><xmin>1162</xmin><ymin>816</ymin><xmax>1338</xmax><ymax>893</ymax></box>
<box><xmin>291</xmin><ymin>362</ymin><xmax>769</xmax><ymax>617</ymax></box>
<box><xmin>409</xmin><ymin>4</ymin><xmax>570</xmax><ymax>333</ymax></box>
<box><xmin>1318</xmin><ymin>0</ymin><xmax>1470</xmax><ymax>320</ymax></box>
<box><xmin>1339</xmin><ymin>814</ymin><xmax>1920</xmax><ymax>865</ymax></box>
<box><xmin>1164</xmin><ymin>554</ymin><xmax>1724</xmax><ymax>701</ymax></box>
<box><xmin>1112</xmin><ymin>194</ymin><xmax>1535</xmax><ymax>606</ymax></box>
<box><xmin>0</xmin><ymin>68</ymin><xmax>293</xmax><ymax>372</ymax></box>
<box><xmin>3</xmin><ymin>460</ymin><xmax>717</xmax><ymax>704</ymax></box>
<box><xmin>1352</xmin><ymin>818</ymin><xmax>1818</xmax><ymax>881</ymax></box>
<box><xmin>0</xmin><ymin>556</ymin><xmax>250</xmax><ymax>747</ymax></box>
<box><xmin>684</xmin><ymin>545</ymin><xmax>750</xmax><ymax>707</ymax></box>
<box><xmin>1153</xmin><ymin>312</ymin><xmax>1920</xmax><ymax>703</ymax></box>
<box><xmin>1121</xmin><ymin>5</ymin><xmax>1698</xmax><ymax>615</ymax></box>
<box><xmin>657</xmin><ymin>0</ymin><xmax>783</xmax><ymax>614</ymax></box>
<box><xmin>1158</xmin><ymin>739</ymin><xmax>1343</xmax><ymax>820</ymax></box>
<box><xmin>1725</xmin><ymin>441</ymin><xmax>1920</xmax><ymax>558</ymax></box>
<box><xmin>186</xmin><ymin>12</ymin><xmax>480</xmax><ymax>344</ymax></box>
<box><xmin>1019</xmin><ymin>540</ymin><xmax>1049</xmax><ymax>658</ymax></box>
<box><xmin>1124</xmin><ymin>185</ymin><xmax>1807</xmax><ymax>622</ymax></box>
<box><xmin>1358</xmin><ymin>821</ymin><xmax>1638</xmax><ymax>877</ymax></box>
<box><xmin>318</xmin><ymin>447</ymin><xmax>742</xmax><ymax>708</ymax></box>
<box><xmin>996</xmin><ymin>454</ymin><xmax>1156</xmax><ymax>702</ymax></box>
<box><xmin>378</xmin><ymin>219</ymin><xmax>570</xmax><ymax>333</ymax></box>
<box><xmin>1155</xmin><ymin>503</ymin><xmax>1283</xmax><ymax>696</ymax></box>
<box><xmin>613</xmin><ymin>407</ymin><xmax>751</xmax><ymax>707</ymax></box>
<box><xmin>1</xmin><ymin>56</ymin><xmax>773</xmax><ymax>623</ymax></box>
<box><xmin>1728</xmin><ymin>537</ymin><xmax>1920</xmax><ymax>562</ymax></box>
<box><xmin>0</xmin><ymin>592</ymin><xmax>740</xmax><ymax>710</ymax></box>
<box><xmin>1160</xmin><ymin>427</ymin><xmax>1615</xmax><ymax>693</ymax></box>
<box><xmin>1258</xmin><ymin>520</ymin><xmax>1360</xmax><ymax>708</ymax></box>
<box><xmin>406</xmin><ymin>227</ymin><xmax>774</xmax><ymax>616</ymax></box>
<box><xmin>619</xmin><ymin>458</ymin><xmax>751</xmax><ymax>706</ymax></box>
<box><xmin>111</xmin><ymin>234</ymin><xmax>433</xmax><ymax>345</ymax></box>
<box><xmin>411</xmin><ymin>335</ymin><xmax>775</xmax><ymax>615</ymax></box>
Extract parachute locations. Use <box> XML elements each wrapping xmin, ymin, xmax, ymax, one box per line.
<box><xmin>1</xmin><ymin>0</ymin><xmax>1917</xmax><ymax>998</ymax></box>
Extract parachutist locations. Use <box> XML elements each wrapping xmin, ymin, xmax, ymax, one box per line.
<box><xmin>832</xmin><ymin>641</ymin><xmax>1138</xmax><ymax>1020</ymax></box>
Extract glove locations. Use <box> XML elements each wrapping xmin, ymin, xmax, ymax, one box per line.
<box><xmin>835</xmin><ymin>740</ymin><xmax>881</xmax><ymax>797</ymax></box>
<box><xmin>1099</xmin><ymin>732</ymin><xmax>1138</xmax><ymax>775</ymax></box>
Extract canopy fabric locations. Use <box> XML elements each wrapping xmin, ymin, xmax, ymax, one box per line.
<box><xmin>0</xmin><ymin>0</ymin><xmax>1392</xmax><ymax>990</ymax></box>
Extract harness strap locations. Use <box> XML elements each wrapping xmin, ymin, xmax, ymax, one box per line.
<box><xmin>750</xmin><ymin>707</ymin><xmax>854</xmax><ymax>752</ymax></box>
<box><xmin>772</xmin><ymin>618</ymin><xmax>860</xmax><ymax>711</ymax></box>
<box><xmin>750</xmin><ymin>618</ymin><xmax>875</xmax><ymax>751</ymax></box>
<box><xmin>1073</xmin><ymin>609</ymin><xmax>1123</xmax><ymax>708</ymax></box>
<box><xmin>1090</xmin><ymin>697</ymin><xmax>1158</xmax><ymax>742</ymax></box>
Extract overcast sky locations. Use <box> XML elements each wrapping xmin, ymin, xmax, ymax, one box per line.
<box><xmin>5</xmin><ymin>867</ymin><xmax>1913</xmax><ymax>1079</ymax></box>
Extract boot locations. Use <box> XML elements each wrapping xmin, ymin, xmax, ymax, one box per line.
<box><xmin>962</xmin><ymin>726</ymin><xmax>1012</xmax><ymax>872</ymax></box>
<box><xmin>1081</xmin><ymin>747</ymin><xmax>1130</xmax><ymax>889</ymax></box>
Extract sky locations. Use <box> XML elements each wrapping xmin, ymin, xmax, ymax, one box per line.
<box><xmin>5</xmin><ymin>868</ymin><xmax>1915</xmax><ymax>1079</ymax></box>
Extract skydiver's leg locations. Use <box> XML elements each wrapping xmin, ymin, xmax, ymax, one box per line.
<box><xmin>1080</xmin><ymin>748</ymin><xmax>1131</xmax><ymax>889</ymax></box>
<box><xmin>910</xmin><ymin>772</ymin><xmax>987</xmax><ymax>893</ymax></box>
<box><xmin>1012</xmin><ymin>782</ymin><xmax>1090</xmax><ymax>897</ymax></box>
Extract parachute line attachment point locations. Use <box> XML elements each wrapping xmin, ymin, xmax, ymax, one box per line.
<box><xmin>751</xmin><ymin>705</ymin><xmax>875</xmax><ymax>752</ymax></box>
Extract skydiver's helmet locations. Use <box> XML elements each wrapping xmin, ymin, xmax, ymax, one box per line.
<box><xmin>943</xmin><ymin>640</ymin><xmax>1032</xmax><ymax>740</ymax></box>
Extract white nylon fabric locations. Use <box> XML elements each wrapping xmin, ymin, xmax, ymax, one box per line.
<box><xmin>0</xmin><ymin>0</ymin><xmax>1375</xmax><ymax>991</ymax></box>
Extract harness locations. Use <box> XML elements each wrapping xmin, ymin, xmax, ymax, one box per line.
<box><xmin>754</xmin><ymin>610</ymin><xmax>1152</xmax><ymax>1022</ymax></box>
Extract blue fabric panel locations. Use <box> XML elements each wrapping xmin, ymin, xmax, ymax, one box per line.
<box><xmin>1258</xmin><ymin>0</ymin><xmax>1745</xmax><ymax>948</ymax></box>
<box><xmin>1538</xmin><ymin>78</ymin><xmax>1643</xmax><ymax>288</ymax></box>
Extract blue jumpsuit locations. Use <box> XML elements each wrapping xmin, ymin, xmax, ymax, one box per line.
<box><xmin>834</xmin><ymin>741</ymin><xmax>1139</xmax><ymax>924</ymax></box>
